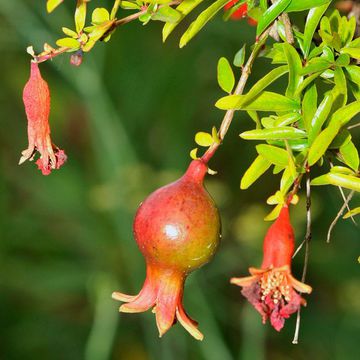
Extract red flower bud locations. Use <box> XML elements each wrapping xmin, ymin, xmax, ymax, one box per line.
<box><xmin>19</xmin><ymin>62</ymin><xmax>66</xmax><ymax>175</ymax></box>
<box><xmin>231</xmin><ymin>205</ymin><xmax>312</xmax><ymax>331</ymax></box>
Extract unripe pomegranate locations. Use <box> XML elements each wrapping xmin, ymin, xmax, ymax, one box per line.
<box><xmin>113</xmin><ymin>160</ymin><xmax>221</xmax><ymax>340</ymax></box>
<box><xmin>231</xmin><ymin>205</ymin><xmax>312</xmax><ymax>331</ymax></box>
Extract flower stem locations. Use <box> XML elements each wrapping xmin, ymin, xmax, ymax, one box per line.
<box><xmin>201</xmin><ymin>29</ymin><xmax>270</xmax><ymax>164</ymax></box>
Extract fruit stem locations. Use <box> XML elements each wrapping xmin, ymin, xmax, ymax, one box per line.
<box><xmin>201</xmin><ymin>29</ymin><xmax>270</xmax><ymax>164</ymax></box>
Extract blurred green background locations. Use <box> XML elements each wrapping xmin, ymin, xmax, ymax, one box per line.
<box><xmin>0</xmin><ymin>1</ymin><xmax>359</xmax><ymax>359</ymax></box>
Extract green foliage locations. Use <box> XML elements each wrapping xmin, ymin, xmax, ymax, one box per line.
<box><xmin>217</xmin><ymin>57</ymin><xmax>235</xmax><ymax>93</ymax></box>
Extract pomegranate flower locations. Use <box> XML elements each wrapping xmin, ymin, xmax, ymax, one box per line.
<box><xmin>224</xmin><ymin>1</ymin><xmax>257</xmax><ymax>25</ymax></box>
<box><xmin>19</xmin><ymin>61</ymin><xmax>66</xmax><ymax>175</ymax></box>
<box><xmin>113</xmin><ymin>160</ymin><xmax>221</xmax><ymax>340</ymax></box>
<box><xmin>231</xmin><ymin>205</ymin><xmax>312</xmax><ymax>331</ymax></box>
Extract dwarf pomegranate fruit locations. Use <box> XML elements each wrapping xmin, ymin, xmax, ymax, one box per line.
<box><xmin>231</xmin><ymin>205</ymin><xmax>312</xmax><ymax>331</ymax></box>
<box><xmin>113</xmin><ymin>159</ymin><xmax>221</xmax><ymax>340</ymax></box>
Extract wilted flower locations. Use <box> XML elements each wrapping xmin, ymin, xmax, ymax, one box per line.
<box><xmin>231</xmin><ymin>205</ymin><xmax>312</xmax><ymax>331</ymax></box>
<box><xmin>19</xmin><ymin>61</ymin><xmax>66</xmax><ymax>175</ymax></box>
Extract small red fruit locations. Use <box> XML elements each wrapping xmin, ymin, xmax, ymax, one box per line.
<box><xmin>231</xmin><ymin>205</ymin><xmax>312</xmax><ymax>331</ymax></box>
<box><xmin>19</xmin><ymin>61</ymin><xmax>66</xmax><ymax>175</ymax></box>
<box><xmin>113</xmin><ymin>160</ymin><xmax>221</xmax><ymax>340</ymax></box>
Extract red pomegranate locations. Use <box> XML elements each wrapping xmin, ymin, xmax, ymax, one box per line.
<box><xmin>113</xmin><ymin>159</ymin><xmax>221</xmax><ymax>340</ymax></box>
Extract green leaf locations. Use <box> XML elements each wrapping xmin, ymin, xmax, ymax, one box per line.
<box><xmin>335</xmin><ymin>53</ymin><xmax>350</xmax><ymax>67</ymax></box>
<box><xmin>308</xmin><ymin>121</ymin><xmax>341</xmax><ymax>166</ymax></box>
<box><xmin>179</xmin><ymin>0</ymin><xmax>228</xmax><ymax>48</ymax></box>
<box><xmin>56</xmin><ymin>37</ymin><xmax>80</xmax><ymax>49</ymax></box>
<box><xmin>341</xmin><ymin>47</ymin><xmax>360</xmax><ymax>60</ymax></box>
<box><xmin>233</xmin><ymin>45</ymin><xmax>246</xmax><ymax>68</ymax></box>
<box><xmin>286</xmin><ymin>0</ymin><xmax>331</xmax><ymax>12</ymax></box>
<box><xmin>330</xmin><ymin>100</ymin><xmax>360</xmax><ymax>127</ymax></box>
<box><xmin>311</xmin><ymin>173</ymin><xmax>360</xmax><ymax>192</ymax></box>
<box><xmin>294</xmin><ymin>71</ymin><xmax>322</xmax><ymax>97</ymax></box>
<box><xmin>240</xmin><ymin>127</ymin><xmax>306</xmax><ymax>140</ymax></box>
<box><xmin>241</xmin><ymin>65</ymin><xmax>289</xmax><ymax>102</ymax></box>
<box><xmin>283</xmin><ymin>42</ymin><xmax>303</xmax><ymax>99</ymax></box>
<box><xmin>303</xmin><ymin>4</ymin><xmax>330</xmax><ymax>58</ymax></box>
<box><xmin>120</xmin><ymin>1</ymin><xmax>141</xmax><ymax>10</ymax></box>
<box><xmin>339</xmin><ymin>141</ymin><xmax>359</xmax><ymax>172</ymax></box>
<box><xmin>256</xmin><ymin>0</ymin><xmax>292</xmax><ymax>37</ymax></box>
<box><xmin>217</xmin><ymin>57</ymin><xmax>235</xmax><ymax>93</ymax></box>
<box><xmin>280</xmin><ymin>165</ymin><xmax>297</xmax><ymax>194</ymax></box>
<box><xmin>152</xmin><ymin>6</ymin><xmax>182</xmax><ymax>23</ymax></box>
<box><xmin>343</xmin><ymin>207</ymin><xmax>360</xmax><ymax>219</ymax></box>
<box><xmin>240</xmin><ymin>155</ymin><xmax>271</xmax><ymax>189</ymax></box>
<box><xmin>75</xmin><ymin>0</ymin><xmax>87</xmax><ymax>33</ymax></box>
<box><xmin>190</xmin><ymin>148</ymin><xmax>199</xmax><ymax>160</ymax></box>
<box><xmin>256</xmin><ymin>144</ymin><xmax>289</xmax><ymax>166</ymax></box>
<box><xmin>195</xmin><ymin>132</ymin><xmax>213</xmax><ymax>147</ymax></box>
<box><xmin>308</xmin><ymin>91</ymin><xmax>333</xmax><ymax>145</ymax></box>
<box><xmin>216</xmin><ymin>91</ymin><xmax>299</xmax><ymax>112</ymax></box>
<box><xmin>47</xmin><ymin>0</ymin><xmax>63</xmax><ymax>13</ymax></box>
<box><xmin>274</xmin><ymin>112</ymin><xmax>302</xmax><ymax>127</ymax></box>
<box><xmin>264</xmin><ymin>203</ymin><xmax>283</xmax><ymax>221</ymax></box>
<box><xmin>62</xmin><ymin>27</ymin><xmax>78</xmax><ymax>38</ymax></box>
<box><xmin>162</xmin><ymin>0</ymin><xmax>205</xmax><ymax>41</ymax></box>
<box><xmin>302</xmin><ymin>83</ymin><xmax>317</xmax><ymax>132</ymax></box>
<box><xmin>301</xmin><ymin>58</ymin><xmax>331</xmax><ymax>75</ymax></box>
<box><xmin>344</xmin><ymin>65</ymin><xmax>360</xmax><ymax>84</ymax></box>
<box><xmin>92</xmin><ymin>8</ymin><xmax>110</xmax><ymax>24</ymax></box>
<box><xmin>330</xmin><ymin>166</ymin><xmax>355</xmax><ymax>176</ymax></box>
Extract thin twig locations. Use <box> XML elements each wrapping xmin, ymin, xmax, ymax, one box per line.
<box><xmin>327</xmin><ymin>190</ymin><xmax>356</xmax><ymax>243</ymax></box>
<box><xmin>281</xmin><ymin>13</ymin><xmax>294</xmax><ymax>44</ymax></box>
<box><xmin>347</xmin><ymin>122</ymin><xmax>360</xmax><ymax>130</ymax></box>
<box><xmin>292</xmin><ymin>170</ymin><xmax>312</xmax><ymax>344</ymax></box>
<box><xmin>201</xmin><ymin>30</ymin><xmax>270</xmax><ymax>163</ymax></box>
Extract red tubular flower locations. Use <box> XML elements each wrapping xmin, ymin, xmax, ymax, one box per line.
<box><xmin>231</xmin><ymin>205</ymin><xmax>312</xmax><ymax>331</ymax></box>
<box><xmin>224</xmin><ymin>1</ymin><xmax>257</xmax><ymax>25</ymax></box>
<box><xmin>112</xmin><ymin>160</ymin><xmax>221</xmax><ymax>340</ymax></box>
<box><xmin>19</xmin><ymin>62</ymin><xmax>66</xmax><ymax>175</ymax></box>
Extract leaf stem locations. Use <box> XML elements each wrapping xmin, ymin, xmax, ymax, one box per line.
<box><xmin>201</xmin><ymin>29</ymin><xmax>270</xmax><ymax>164</ymax></box>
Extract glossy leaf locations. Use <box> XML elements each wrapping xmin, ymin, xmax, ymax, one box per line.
<box><xmin>339</xmin><ymin>141</ymin><xmax>359</xmax><ymax>172</ymax></box>
<box><xmin>264</xmin><ymin>203</ymin><xmax>283</xmax><ymax>221</ymax></box>
<box><xmin>308</xmin><ymin>91</ymin><xmax>333</xmax><ymax>145</ymax></box>
<box><xmin>195</xmin><ymin>132</ymin><xmax>213</xmax><ymax>147</ymax></box>
<box><xmin>280</xmin><ymin>165</ymin><xmax>297</xmax><ymax>194</ymax></box>
<box><xmin>163</xmin><ymin>0</ymin><xmax>205</xmax><ymax>42</ymax></box>
<box><xmin>283</xmin><ymin>43</ymin><xmax>303</xmax><ymax>99</ymax></box>
<box><xmin>286</xmin><ymin>0</ymin><xmax>331</xmax><ymax>12</ymax></box>
<box><xmin>56</xmin><ymin>37</ymin><xmax>80</xmax><ymax>49</ymax></box>
<box><xmin>75</xmin><ymin>0</ymin><xmax>87</xmax><ymax>33</ymax></box>
<box><xmin>311</xmin><ymin>173</ymin><xmax>360</xmax><ymax>192</ymax></box>
<box><xmin>47</xmin><ymin>0</ymin><xmax>63</xmax><ymax>13</ymax></box>
<box><xmin>92</xmin><ymin>8</ymin><xmax>110</xmax><ymax>24</ymax></box>
<box><xmin>233</xmin><ymin>45</ymin><xmax>246</xmax><ymax>68</ymax></box>
<box><xmin>302</xmin><ymin>83</ymin><xmax>317</xmax><ymax>132</ymax></box>
<box><xmin>341</xmin><ymin>47</ymin><xmax>360</xmax><ymax>60</ymax></box>
<box><xmin>240</xmin><ymin>127</ymin><xmax>306</xmax><ymax>140</ymax></box>
<box><xmin>216</xmin><ymin>91</ymin><xmax>299</xmax><ymax>112</ymax></box>
<box><xmin>330</xmin><ymin>100</ymin><xmax>360</xmax><ymax>126</ymax></box>
<box><xmin>256</xmin><ymin>144</ymin><xmax>289</xmax><ymax>166</ymax></box>
<box><xmin>303</xmin><ymin>4</ymin><xmax>330</xmax><ymax>58</ymax></box>
<box><xmin>179</xmin><ymin>0</ymin><xmax>229</xmax><ymax>48</ymax></box>
<box><xmin>344</xmin><ymin>65</ymin><xmax>360</xmax><ymax>84</ymax></box>
<box><xmin>240</xmin><ymin>155</ymin><xmax>271</xmax><ymax>189</ymax></box>
<box><xmin>343</xmin><ymin>207</ymin><xmax>360</xmax><ymax>219</ymax></box>
<box><xmin>308</xmin><ymin>121</ymin><xmax>341</xmax><ymax>166</ymax></box>
<box><xmin>256</xmin><ymin>0</ymin><xmax>292</xmax><ymax>36</ymax></box>
<box><xmin>62</xmin><ymin>27</ymin><xmax>78</xmax><ymax>38</ymax></box>
<box><xmin>301</xmin><ymin>58</ymin><xmax>331</xmax><ymax>75</ymax></box>
<box><xmin>217</xmin><ymin>57</ymin><xmax>235</xmax><ymax>93</ymax></box>
<box><xmin>152</xmin><ymin>6</ymin><xmax>182</xmax><ymax>23</ymax></box>
<box><xmin>274</xmin><ymin>112</ymin><xmax>302</xmax><ymax>127</ymax></box>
